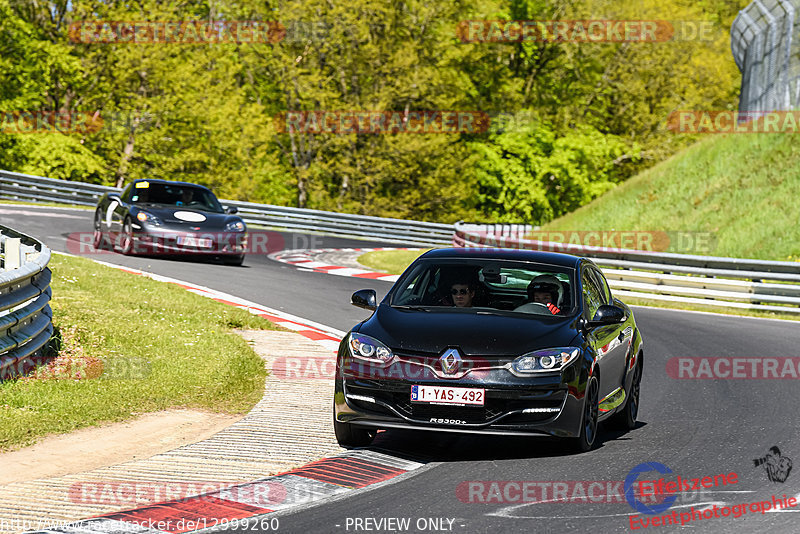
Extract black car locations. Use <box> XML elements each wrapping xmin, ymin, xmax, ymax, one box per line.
<box><xmin>334</xmin><ymin>248</ymin><xmax>644</xmax><ymax>452</ymax></box>
<box><xmin>93</xmin><ymin>179</ymin><xmax>247</xmax><ymax>265</ymax></box>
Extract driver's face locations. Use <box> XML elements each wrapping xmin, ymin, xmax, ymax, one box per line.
<box><xmin>533</xmin><ymin>291</ymin><xmax>553</xmax><ymax>304</ymax></box>
<box><xmin>451</xmin><ymin>284</ymin><xmax>474</xmax><ymax>307</ymax></box>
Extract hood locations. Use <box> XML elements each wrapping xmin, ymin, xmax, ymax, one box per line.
<box><xmin>134</xmin><ymin>205</ymin><xmax>239</xmax><ymax>230</ymax></box>
<box><xmin>360</xmin><ymin>304</ymin><xmax>580</xmax><ymax>357</ymax></box>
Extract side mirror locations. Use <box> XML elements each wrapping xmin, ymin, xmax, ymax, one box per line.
<box><xmin>351</xmin><ymin>289</ymin><xmax>377</xmax><ymax>311</ymax></box>
<box><xmin>225</xmin><ymin>206</ymin><xmax>239</xmax><ymax>214</ymax></box>
<box><xmin>586</xmin><ymin>305</ymin><xmax>625</xmax><ymax>328</ymax></box>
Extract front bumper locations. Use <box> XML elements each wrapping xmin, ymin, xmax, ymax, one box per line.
<box><xmin>129</xmin><ymin>227</ymin><xmax>247</xmax><ymax>256</ymax></box>
<box><xmin>334</xmin><ymin>352</ymin><xmax>588</xmax><ymax>438</ymax></box>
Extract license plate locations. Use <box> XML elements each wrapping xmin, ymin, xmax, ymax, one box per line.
<box><xmin>177</xmin><ymin>236</ymin><xmax>212</xmax><ymax>248</ymax></box>
<box><xmin>411</xmin><ymin>385</ymin><xmax>484</xmax><ymax>406</ymax></box>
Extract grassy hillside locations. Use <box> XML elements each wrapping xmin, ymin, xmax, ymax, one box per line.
<box><xmin>541</xmin><ymin>134</ymin><xmax>800</xmax><ymax>261</ymax></box>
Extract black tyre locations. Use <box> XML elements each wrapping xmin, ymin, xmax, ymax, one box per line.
<box><xmin>118</xmin><ymin>217</ymin><xmax>134</xmax><ymax>255</ymax></box>
<box><xmin>334</xmin><ymin>416</ymin><xmax>375</xmax><ymax>447</ymax></box>
<box><xmin>93</xmin><ymin>210</ymin><xmax>107</xmax><ymax>250</ymax></box>
<box><xmin>226</xmin><ymin>254</ymin><xmax>245</xmax><ymax>266</ymax></box>
<box><xmin>571</xmin><ymin>375</ymin><xmax>599</xmax><ymax>453</ymax></box>
<box><xmin>609</xmin><ymin>356</ymin><xmax>642</xmax><ymax>431</ymax></box>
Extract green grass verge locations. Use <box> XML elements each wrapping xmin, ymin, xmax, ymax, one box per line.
<box><xmin>541</xmin><ymin>134</ymin><xmax>800</xmax><ymax>261</ymax></box>
<box><xmin>357</xmin><ymin>249</ymin><xmax>429</xmax><ymax>274</ymax></box>
<box><xmin>0</xmin><ymin>253</ymin><xmax>278</xmax><ymax>451</ymax></box>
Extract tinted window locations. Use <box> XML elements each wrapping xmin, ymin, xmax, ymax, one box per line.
<box><xmin>393</xmin><ymin>263</ymin><xmax>433</xmax><ymax>305</ymax></box>
<box><xmin>481</xmin><ymin>267</ymin><xmax>569</xmax><ymax>291</ymax></box>
<box><xmin>120</xmin><ymin>184</ymin><xmax>133</xmax><ymax>203</ymax></box>
<box><xmin>391</xmin><ymin>259</ymin><xmax>576</xmax><ymax>316</ymax></box>
<box><xmin>130</xmin><ymin>182</ymin><xmax>223</xmax><ymax>213</ymax></box>
<box><xmin>589</xmin><ymin>267</ymin><xmax>612</xmax><ymax>304</ymax></box>
<box><xmin>581</xmin><ymin>268</ymin><xmax>605</xmax><ymax>319</ymax></box>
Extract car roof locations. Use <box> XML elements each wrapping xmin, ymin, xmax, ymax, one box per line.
<box><xmin>418</xmin><ymin>247</ymin><xmax>586</xmax><ymax>269</ymax></box>
<box><xmin>130</xmin><ymin>179</ymin><xmax>213</xmax><ymax>192</ymax></box>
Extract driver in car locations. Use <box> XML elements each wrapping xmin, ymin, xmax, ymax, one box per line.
<box><xmin>450</xmin><ymin>281</ymin><xmax>475</xmax><ymax>308</ymax></box>
<box><xmin>515</xmin><ymin>275</ymin><xmax>563</xmax><ymax>314</ymax></box>
<box><xmin>176</xmin><ymin>189</ymin><xmax>194</xmax><ymax>206</ymax></box>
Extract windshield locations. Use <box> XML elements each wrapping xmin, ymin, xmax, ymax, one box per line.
<box><xmin>391</xmin><ymin>259</ymin><xmax>576</xmax><ymax>316</ymax></box>
<box><xmin>130</xmin><ymin>182</ymin><xmax>224</xmax><ymax>213</ymax></box>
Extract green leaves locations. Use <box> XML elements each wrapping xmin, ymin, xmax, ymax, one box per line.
<box><xmin>10</xmin><ymin>134</ymin><xmax>106</xmax><ymax>183</ymax></box>
<box><xmin>469</xmin><ymin>112</ymin><xmax>640</xmax><ymax>223</ymax></box>
<box><xmin>0</xmin><ymin>0</ymin><xmax>740</xmax><ymax>224</ymax></box>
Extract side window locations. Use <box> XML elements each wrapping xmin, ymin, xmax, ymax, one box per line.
<box><xmin>120</xmin><ymin>184</ymin><xmax>133</xmax><ymax>203</ymax></box>
<box><xmin>590</xmin><ymin>267</ymin><xmax>612</xmax><ymax>304</ymax></box>
<box><xmin>393</xmin><ymin>265</ymin><xmax>431</xmax><ymax>305</ymax></box>
<box><xmin>581</xmin><ymin>269</ymin><xmax>604</xmax><ymax>319</ymax></box>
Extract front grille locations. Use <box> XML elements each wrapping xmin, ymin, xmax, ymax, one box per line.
<box><xmin>501</xmin><ymin>411</ymin><xmax>560</xmax><ymax>424</ymax></box>
<box><xmin>392</xmin><ymin>351</ymin><xmax>512</xmax><ymax>364</ymax></box>
<box><xmin>411</xmin><ymin>404</ymin><xmax>506</xmax><ymax>423</ymax></box>
<box><xmin>345</xmin><ymin>379</ymin><xmax>566</xmax><ymax>425</ymax></box>
<box><xmin>407</xmin><ymin>404</ymin><xmax>494</xmax><ymax>424</ymax></box>
<box><xmin>349</xmin><ymin>398</ymin><xmax>393</xmax><ymax>416</ymax></box>
<box><xmin>393</xmin><ymin>392</ymin><xmax>506</xmax><ymax>423</ymax></box>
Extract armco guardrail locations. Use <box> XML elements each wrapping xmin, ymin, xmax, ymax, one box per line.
<box><xmin>0</xmin><ymin>170</ymin><xmax>453</xmax><ymax>246</ymax></box>
<box><xmin>0</xmin><ymin>225</ymin><xmax>53</xmax><ymax>379</ymax></box>
<box><xmin>454</xmin><ymin>223</ymin><xmax>800</xmax><ymax>314</ymax></box>
<box><xmin>0</xmin><ymin>170</ymin><xmax>118</xmax><ymax>207</ymax></box>
<box><xmin>223</xmin><ymin>199</ymin><xmax>452</xmax><ymax>246</ymax></box>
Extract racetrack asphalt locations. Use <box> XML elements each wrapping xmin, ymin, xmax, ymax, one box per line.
<box><xmin>6</xmin><ymin>204</ymin><xmax>800</xmax><ymax>534</ymax></box>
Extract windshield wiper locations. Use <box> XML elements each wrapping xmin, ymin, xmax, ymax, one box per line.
<box><xmin>393</xmin><ymin>305</ymin><xmax>431</xmax><ymax>312</ymax></box>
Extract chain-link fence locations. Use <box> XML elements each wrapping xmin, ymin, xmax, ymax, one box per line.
<box><xmin>732</xmin><ymin>0</ymin><xmax>800</xmax><ymax>113</ymax></box>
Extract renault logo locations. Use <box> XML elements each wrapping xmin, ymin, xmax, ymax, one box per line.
<box><xmin>440</xmin><ymin>348</ymin><xmax>461</xmax><ymax>375</ymax></box>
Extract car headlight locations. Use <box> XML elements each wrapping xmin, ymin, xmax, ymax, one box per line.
<box><xmin>348</xmin><ymin>333</ymin><xmax>394</xmax><ymax>366</ymax></box>
<box><xmin>225</xmin><ymin>220</ymin><xmax>246</xmax><ymax>232</ymax></box>
<box><xmin>136</xmin><ymin>211</ymin><xmax>161</xmax><ymax>225</ymax></box>
<box><xmin>511</xmin><ymin>347</ymin><xmax>580</xmax><ymax>374</ymax></box>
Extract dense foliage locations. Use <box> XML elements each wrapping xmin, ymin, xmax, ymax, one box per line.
<box><xmin>0</xmin><ymin>0</ymin><xmax>744</xmax><ymax>223</ymax></box>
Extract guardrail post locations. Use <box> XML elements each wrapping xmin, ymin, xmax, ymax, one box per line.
<box><xmin>4</xmin><ymin>237</ymin><xmax>21</xmax><ymax>270</ymax></box>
